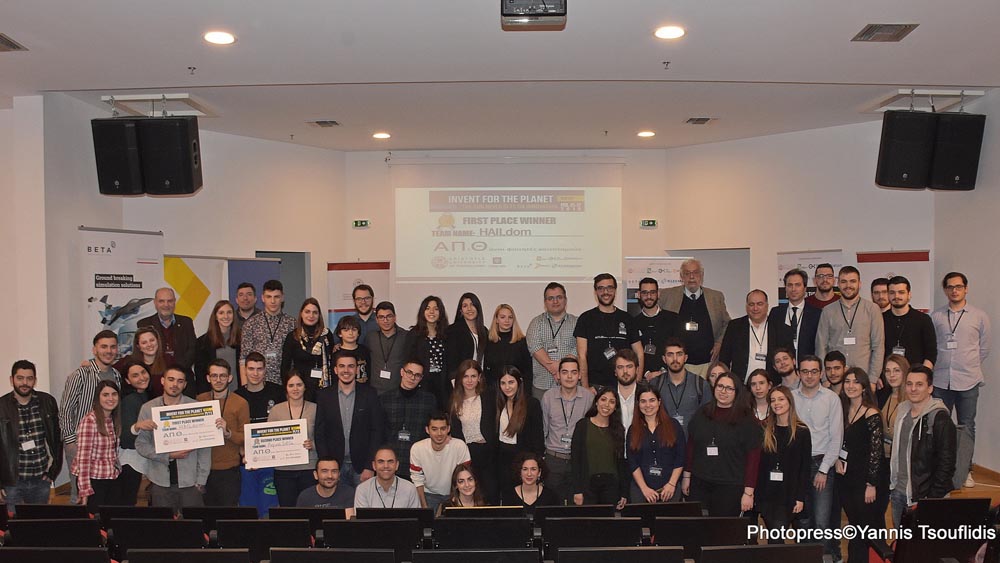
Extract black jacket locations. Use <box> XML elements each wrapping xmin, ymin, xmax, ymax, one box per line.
<box><xmin>446</xmin><ymin>322</ymin><xmax>488</xmax><ymax>372</ymax></box>
<box><xmin>768</xmin><ymin>302</ymin><xmax>821</xmax><ymax>361</ymax></box>
<box><xmin>719</xmin><ymin>315</ymin><xmax>794</xmax><ymax>383</ymax></box>
<box><xmin>892</xmin><ymin>400</ymin><xmax>957</xmax><ymax>503</ymax></box>
<box><xmin>314</xmin><ymin>383</ymin><xmax>385</xmax><ymax>471</ymax></box>
<box><xmin>0</xmin><ymin>391</ymin><xmax>63</xmax><ymax>486</ymax></box>
<box><xmin>451</xmin><ymin>392</ymin><xmax>499</xmax><ymax>446</ymax></box>
<box><xmin>570</xmin><ymin>417</ymin><xmax>629</xmax><ymax>499</ymax></box>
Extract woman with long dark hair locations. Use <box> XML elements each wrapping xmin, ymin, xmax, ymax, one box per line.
<box><xmin>483</xmin><ymin>304</ymin><xmax>532</xmax><ymax>386</ymax></box>
<box><xmin>748</xmin><ymin>369</ymin><xmax>773</xmax><ymax>423</ymax></box>
<box><xmin>118</xmin><ymin>361</ymin><xmax>155</xmax><ymax>504</ymax></box>
<box><xmin>502</xmin><ymin>451</ymin><xmax>562</xmax><ymax>509</ymax></box>
<box><xmin>195</xmin><ymin>300</ymin><xmax>241</xmax><ymax>395</ymax></box>
<box><xmin>73</xmin><ymin>380</ymin><xmax>123</xmax><ymax>511</ymax></box>
<box><xmin>437</xmin><ymin>465</ymin><xmax>488</xmax><ymax>515</ymax></box>
<box><xmin>756</xmin><ymin>386</ymin><xmax>812</xmax><ymax>541</ymax></box>
<box><xmin>571</xmin><ymin>386</ymin><xmax>628</xmax><ymax>508</ymax></box>
<box><xmin>267</xmin><ymin>371</ymin><xmax>317</xmax><ymax>506</ymax></box>
<box><xmin>447</xmin><ymin>293</ymin><xmax>488</xmax><ymax>369</ymax></box>
<box><xmin>681</xmin><ymin>372</ymin><xmax>762</xmax><ymax>516</ymax></box>
<box><xmin>627</xmin><ymin>384</ymin><xmax>685</xmax><ymax>503</ymax></box>
<box><xmin>449</xmin><ymin>360</ymin><xmax>499</xmax><ymax>503</ymax></box>
<box><xmin>836</xmin><ymin>367</ymin><xmax>887</xmax><ymax>563</ymax></box>
<box><xmin>118</xmin><ymin>326</ymin><xmax>167</xmax><ymax>397</ymax></box>
<box><xmin>409</xmin><ymin>295</ymin><xmax>450</xmax><ymax>405</ymax></box>
<box><xmin>495</xmin><ymin>366</ymin><xmax>544</xmax><ymax>489</ymax></box>
<box><xmin>281</xmin><ymin>298</ymin><xmax>335</xmax><ymax>401</ymax></box>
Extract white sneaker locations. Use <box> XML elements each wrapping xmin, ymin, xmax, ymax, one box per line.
<box><xmin>964</xmin><ymin>472</ymin><xmax>975</xmax><ymax>488</ymax></box>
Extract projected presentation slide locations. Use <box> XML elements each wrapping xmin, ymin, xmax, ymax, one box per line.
<box><xmin>395</xmin><ymin>187</ymin><xmax>621</xmax><ymax>281</ymax></box>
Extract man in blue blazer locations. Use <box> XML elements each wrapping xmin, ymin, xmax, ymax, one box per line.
<box><xmin>769</xmin><ymin>268</ymin><xmax>821</xmax><ymax>365</ymax></box>
<box><xmin>315</xmin><ymin>349</ymin><xmax>385</xmax><ymax>487</ymax></box>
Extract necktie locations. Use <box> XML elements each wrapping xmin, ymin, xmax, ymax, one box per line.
<box><xmin>790</xmin><ymin>306</ymin><xmax>799</xmax><ymax>331</ymax></box>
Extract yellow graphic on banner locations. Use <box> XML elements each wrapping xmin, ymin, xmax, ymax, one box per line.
<box><xmin>164</xmin><ymin>257</ymin><xmax>211</xmax><ymax>320</ymax></box>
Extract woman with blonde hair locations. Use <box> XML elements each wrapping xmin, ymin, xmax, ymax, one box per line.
<box><xmin>755</xmin><ymin>385</ymin><xmax>812</xmax><ymax>541</ymax></box>
<box><xmin>483</xmin><ymin>304</ymin><xmax>532</xmax><ymax>386</ymax></box>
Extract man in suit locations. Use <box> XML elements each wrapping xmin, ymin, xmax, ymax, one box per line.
<box><xmin>315</xmin><ymin>349</ymin><xmax>385</xmax><ymax>487</ymax></box>
<box><xmin>769</xmin><ymin>268</ymin><xmax>821</xmax><ymax>364</ymax></box>
<box><xmin>137</xmin><ymin>287</ymin><xmax>197</xmax><ymax>386</ymax></box>
<box><xmin>719</xmin><ymin>289</ymin><xmax>794</xmax><ymax>383</ymax></box>
<box><xmin>660</xmin><ymin>259</ymin><xmax>731</xmax><ymax>377</ymax></box>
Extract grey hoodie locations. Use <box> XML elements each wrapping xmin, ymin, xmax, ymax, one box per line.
<box><xmin>889</xmin><ymin>397</ymin><xmax>948</xmax><ymax>504</ymax></box>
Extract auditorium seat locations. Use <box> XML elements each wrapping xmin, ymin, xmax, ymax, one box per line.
<box><xmin>440</xmin><ymin>506</ymin><xmax>525</xmax><ymax>518</ymax></box>
<box><xmin>127</xmin><ymin>548</ymin><xmax>249</xmax><ymax>563</ymax></box>
<box><xmin>410</xmin><ymin>548</ymin><xmax>541</xmax><ymax>563</ymax></box>
<box><xmin>531</xmin><ymin>504</ymin><xmax>615</xmax><ymax>525</ymax></box>
<box><xmin>270</xmin><ymin>547</ymin><xmax>397</xmax><ymax>563</ymax></box>
<box><xmin>13</xmin><ymin>503</ymin><xmax>90</xmax><ymax>519</ymax></box>
<box><xmin>323</xmin><ymin>518</ymin><xmax>423</xmax><ymax>563</ymax></box>
<box><xmin>4</xmin><ymin>518</ymin><xmax>104</xmax><ymax>547</ymax></box>
<box><xmin>432</xmin><ymin>517</ymin><xmax>534</xmax><ymax>549</ymax></box>
<box><xmin>96</xmin><ymin>505</ymin><xmax>174</xmax><ymax>529</ymax></box>
<box><xmin>355</xmin><ymin>507</ymin><xmax>435</xmax><ymax>528</ymax></box>
<box><xmin>181</xmin><ymin>505</ymin><xmax>258</xmax><ymax>533</ymax></box>
<box><xmin>699</xmin><ymin>544</ymin><xmax>824</xmax><ymax>563</ymax></box>
<box><xmin>216</xmin><ymin>518</ymin><xmax>313</xmax><ymax>563</ymax></box>
<box><xmin>557</xmin><ymin>546</ymin><xmax>685</xmax><ymax>563</ymax></box>
<box><xmin>620</xmin><ymin>501</ymin><xmax>702</xmax><ymax>526</ymax></box>
<box><xmin>651</xmin><ymin>517</ymin><xmax>750</xmax><ymax>560</ymax></box>
<box><xmin>268</xmin><ymin>506</ymin><xmax>347</xmax><ymax>538</ymax></box>
<box><xmin>0</xmin><ymin>546</ymin><xmax>109</xmax><ymax>563</ymax></box>
<box><xmin>107</xmin><ymin>518</ymin><xmax>206</xmax><ymax>559</ymax></box>
<box><xmin>541</xmin><ymin>517</ymin><xmax>645</xmax><ymax>561</ymax></box>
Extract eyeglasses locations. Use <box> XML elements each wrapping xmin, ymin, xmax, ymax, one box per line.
<box><xmin>208</xmin><ymin>373</ymin><xmax>231</xmax><ymax>380</ymax></box>
<box><xmin>376</xmin><ymin>314</ymin><xmax>395</xmax><ymax>321</ymax></box>
<box><xmin>680</xmin><ymin>270</ymin><xmax>702</xmax><ymax>277</ymax></box>
<box><xmin>716</xmin><ymin>385</ymin><xmax>736</xmax><ymax>393</ymax></box>
<box><xmin>403</xmin><ymin>368</ymin><xmax>424</xmax><ymax>379</ymax></box>
<box><xmin>354</xmin><ymin>296</ymin><xmax>373</xmax><ymax>302</ymax></box>
<box><xmin>799</xmin><ymin>369</ymin><xmax>822</xmax><ymax>375</ymax></box>
<box><xmin>815</xmin><ymin>274</ymin><xmax>835</xmax><ymax>280</ymax></box>
<box><xmin>945</xmin><ymin>284</ymin><xmax>966</xmax><ymax>291</ymax></box>
<box><xmin>638</xmin><ymin>290</ymin><xmax>658</xmax><ymax>297</ymax></box>
<box><xmin>544</xmin><ymin>295</ymin><xmax>565</xmax><ymax>302</ymax></box>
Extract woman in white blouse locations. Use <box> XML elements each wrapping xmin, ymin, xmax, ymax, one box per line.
<box><xmin>448</xmin><ymin>359</ymin><xmax>498</xmax><ymax>504</ymax></box>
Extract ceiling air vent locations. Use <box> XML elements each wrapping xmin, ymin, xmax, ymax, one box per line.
<box><xmin>685</xmin><ymin>117</ymin><xmax>714</xmax><ymax>125</ymax></box>
<box><xmin>0</xmin><ymin>33</ymin><xmax>28</xmax><ymax>52</ymax></box>
<box><xmin>851</xmin><ymin>24</ymin><xmax>918</xmax><ymax>42</ymax></box>
<box><xmin>307</xmin><ymin>120</ymin><xmax>341</xmax><ymax>128</ymax></box>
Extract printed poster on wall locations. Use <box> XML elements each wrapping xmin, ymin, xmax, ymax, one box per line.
<box><xmin>80</xmin><ymin>227</ymin><xmax>164</xmax><ymax>357</ymax></box>
<box><xmin>623</xmin><ymin>256</ymin><xmax>689</xmax><ymax>315</ymax></box>
<box><xmin>327</xmin><ymin>262</ymin><xmax>392</xmax><ymax>327</ymax></box>
<box><xmin>163</xmin><ymin>256</ymin><xmax>228</xmax><ymax>332</ymax></box>
<box><xmin>856</xmin><ymin>250</ymin><xmax>932</xmax><ymax>311</ymax></box>
<box><xmin>776</xmin><ymin>249</ymin><xmax>844</xmax><ymax>302</ymax></box>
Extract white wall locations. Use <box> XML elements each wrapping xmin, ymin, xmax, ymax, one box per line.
<box><xmin>122</xmin><ymin>129</ymin><xmax>346</xmax><ymax>316</ymax></box>
<box><xmin>0</xmin><ymin>108</ymin><xmax>13</xmax><ymax>396</ymax></box>
<box><xmin>934</xmin><ymin>89</ymin><xmax>1000</xmax><ymax>471</ymax></box>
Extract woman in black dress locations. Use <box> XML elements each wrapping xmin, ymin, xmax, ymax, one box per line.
<box><xmin>409</xmin><ymin>295</ymin><xmax>449</xmax><ymax>406</ymax></box>
<box><xmin>495</xmin><ymin>366</ymin><xmax>544</xmax><ymax>490</ymax></box>
<box><xmin>502</xmin><ymin>451</ymin><xmax>562</xmax><ymax>509</ymax></box>
<box><xmin>483</xmin><ymin>304</ymin><xmax>532</xmax><ymax>386</ymax></box>
<box><xmin>447</xmin><ymin>293</ymin><xmax>488</xmax><ymax>370</ymax></box>
<box><xmin>835</xmin><ymin>367</ymin><xmax>887</xmax><ymax>562</ymax></box>
<box><xmin>756</xmin><ymin>385</ymin><xmax>812</xmax><ymax>542</ymax></box>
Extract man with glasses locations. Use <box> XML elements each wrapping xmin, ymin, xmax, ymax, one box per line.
<box><xmin>346</xmin><ymin>284</ymin><xmax>378</xmax><ymax>347</ymax></box>
<box><xmin>633</xmin><ymin>277</ymin><xmax>680</xmax><ymax>377</ymax></box>
<box><xmin>526</xmin><ymin>282</ymin><xmax>579</xmax><ymax>401</ymax></box>
<box><xmin>660</xmin><ymin>259</ymin><xmax>731</xmax><ymax>377</ymax></box>
<box><xmin>792</xmin><ymin>355</ymin><xmax>844</xmax><ymax>563</ymax></box>
<box><xmin>196</xmin><ymin>359</ymin><xmax>249</xmax><ymax>506</ymax></box>
<box><xmin>931</xmin><ymin>272</ymin><xmax>991</xmax><ymax>487</ymax></box>
<box><xmin>806</xmin><ymin>263</ymin><xmax>839</xmax><ymax>309</ymax></box>
<box><xmin>817</xmin><ymin>265</ymin><xmax>885</xmax><ymax>380</ymax></box>
<box><xmin>379</xmin><ymin>359</ymin><xmax>436</xmax><ymax>480</ymax></box>
<box><xmin>574</xmin><ymin>273</ymin><xmax>644</xmax><ymax>389</ymax></box>
<box><xmin>369</xmin><ymin>301</ymin><xmax>411</xmax><ymax>395</ymax></box>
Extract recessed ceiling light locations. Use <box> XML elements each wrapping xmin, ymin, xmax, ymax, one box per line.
<box><xmin>654</xmin><ymin>26</ymin><xmax>685</xmax><ymax>39</ymax></box>
<box><xmin>373</xmin><ymin>132</ymin><xmax>391</xmax><ymax>139</ymax></box>
<box><xmin>637</xmin><ymin>131</ymin><xmax>656</xmax><ymax>138</ymax></box>
<box><xmin>203</xmin><ymin>31</ymin><xmax>236</xmax><ymax>45</ymax></box>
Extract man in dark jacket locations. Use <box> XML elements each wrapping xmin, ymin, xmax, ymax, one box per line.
<box><xmin>1</xmin><ymin>360</ymin><xmax>63</xmax><ymax>511</ymax></box>
<box><xmin>137</xmin><ymin>287</ymin><xmax>198</xmax><ymax>387</ymax></box>
<box><xmin>315</xmin><ymin>349</ymin><xmax>385</xmax><ymax>487</ymax></box>
<box><xmin>889</xmin><ymin>365</ymin><xmax>957</xmax><ymax>527</ymax></box>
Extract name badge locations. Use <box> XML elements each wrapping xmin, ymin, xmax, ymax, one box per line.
<box><xmin>380</xmin><ymin>370</ymin><xmax>392</xmax><ymax>380</ymax></box>
<box><xmin>265</xmin><ymin>351</ymin><xmax>278</xmax><ymax>360</ymax></box>
<box><xmin>883</xmin><ymin>436</ymin><xmax>893</xmax><ymax>445</ymax></box>
<box><xmin>644</xmin><ymin>343</ymin><xmax>657</xmax><ymax>355</ymax></box>
<box><xmin>706</xmin><ymin>446</ymin><xmax>719</xmax><ymax>457</ymax></box>
<box><xmin>603</xmin><ymin>347</ymin><xmax>616</xmax><ymax>360</ymax></box>
<box><xmin>946</xmin><ymin>340</ymin><xmax>958</xmax><ymax>350</ymax></box>
<box><xmin>754</xmin><ymin>353</ymin><xmax>767</xmax><ymax>362</ymax></box>
<box><xmin>560</xmin><ymin>434</ymin><xmax>572</xmax><ymax>445</ymax></box>
<box><xmin>770</xmin><ymin>471</ymin><xmax>783</xmax><ymax>481</ymax></box>
<box><xmin>685</xmin><ymin>321</ymin><xmax>699</xmax><ymax>332</ymax></box>
<box><xmin>649</xmin><ymin>465</ymin><xmax>663</xmax><ymax>477</ymax></box>
<box><xmin>310</xmin><ymin>368</ymin><xmax>323</xmax><ymax>379</ymax></box>
<box><xmin>20</xmin><ymin>439</ymin><xmax>36</xmax><ymax>451</ymax></box>
<box><xmin>398</xmin><ymin>429</ymin><xmax>411</xmax><ymax>442</ymax></box>
<box><xmin>843</xmin><ymin>336</ymin><xmax>857</xmax><ymax>345</ymax></box>
<box><xmin>618</xmin><ymin>322</ymin><xmax>627</xmax><ymax>336</ymax></box>
<box><xmin>839</xmin><ymin>448</ymin><xmax>849</xmax><ymax>460</ymax></box>
<box><xmin>892</xmin><ymin>346</ymin><xmax>906</xmax><ymax>356</ymax></box>
<box><xmin>673</xmin><ymin>415</ymin><xmax>684</xmax><ymax>426</ymax></box>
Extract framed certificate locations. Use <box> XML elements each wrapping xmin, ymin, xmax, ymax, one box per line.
<box><xmin>244</xmin><ymin>419</ymin><xmax>310</xmax><ymax>469</ymax></box>
<box><xmin>151</xmin><ymin>400</ymin><xmax>225</xmax><ymax>454</ymax></box>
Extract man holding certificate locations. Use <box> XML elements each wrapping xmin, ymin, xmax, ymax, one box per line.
<box><xmin>136</xmin><ymin>366</ymin><xmax>218</xmax><ymax>513</ymax></box>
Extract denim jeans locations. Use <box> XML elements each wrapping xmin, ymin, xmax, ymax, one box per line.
<box><xmin>799</xmin><ymin>457</ymin><xmax>841</xmax><ymax>560</ymax></box>
<box><xmin>3</xmin><ymin>477</ymin><xmax>51</xmax><ymax>512</ymax></box>
<box><xmin>933</xmin><ymin>385</ymin><xmax>979</xmax><ymax>440</ymax></box>
<box><xmin>890</xmin><ymin>488</ymin><xmax>910</xmax><ymax>529</ymax></box>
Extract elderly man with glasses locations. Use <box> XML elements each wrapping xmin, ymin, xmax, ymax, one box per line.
<box><xmin>659</xmin><ymin>259</ymin><xmax>732</xmax><ymax>378</ymax></box>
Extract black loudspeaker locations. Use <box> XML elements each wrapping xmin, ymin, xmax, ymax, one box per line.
<box><xmin>929</xmin><ymin>112</ymin><xmax>986</xmax><ymax>191</ymax></box>
<box><xmin>137</xmin><ymin>116</ymin><xmax>203</xmax><ymax>195</ymax></box>
<box><xmin>875</xmin><ymin>110</ymin><xmax>937</xmax><ymax>189</ymax></box>
<box><xmin>92</xmin><ymin>118</ymin><xmax>144</xmax><ymax>195</ymax></box>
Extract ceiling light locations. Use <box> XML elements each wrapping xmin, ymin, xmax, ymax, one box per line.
<box><xmin>637</xmin><ymin>131</ymin><xmax>656</xmax><ymax>138</ymax></box>
<box><xmin>654</xmin><ymin>26</ymin><xmax>685</xmax><ymax>39</ymax></box>
<box><xmin>373</xmin><ymin>132</ymin><xmax>391</xmax><ymax>139</ymax></box>
<box><xmin>203</xmin><ymin>31</ymin><xmax>236</xmax><ymax>45</ymax></box>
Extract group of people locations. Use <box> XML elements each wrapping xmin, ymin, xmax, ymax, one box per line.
<box><xmin>0</xmin><ymin>262</ymin><xmax>990</xmax><ymax>561</ymax></box>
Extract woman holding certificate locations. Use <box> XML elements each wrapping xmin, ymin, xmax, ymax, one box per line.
<box><xmin>268</xmin><ymin>371</ymin><xmax>318</xmax><ymax>506</ymax></box>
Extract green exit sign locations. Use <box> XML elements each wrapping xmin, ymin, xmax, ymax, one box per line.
<box><xmin>640</xmin><ymin>219</ymin><xmax>657</xmax><ymax>228</ymax></box>
<box><xmin>353</xmin><ymin>219</ymin><xmax>371</xmax><ymax>228</ymax></box>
